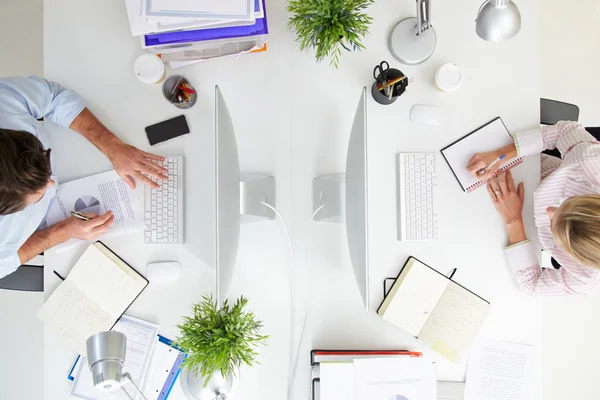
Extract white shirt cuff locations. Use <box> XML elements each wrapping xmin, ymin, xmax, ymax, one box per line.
<box><xmin>513</xmin><ymin>128</ymin><xmax>543</xmax><ymax>157</ymax></box>
<box><xmin>505</xmin><ymin>240</ymin><xmax>539</xmax><ymax>272</ymax></box>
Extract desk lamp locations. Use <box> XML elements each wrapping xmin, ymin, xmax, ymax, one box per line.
<box><xmin>86</xmin><ymin>331</ymin><xmax>148</xmax><ymax>400</ymax></box>
<box><xmin>475</xmin><ymin>0</ymin><xmax>521</xmax><ymax>42</ymax></box>
<box><xmin>388</xmin><ymin>0</ymin><xmax>436</xmax><ymax>65</ymax></box>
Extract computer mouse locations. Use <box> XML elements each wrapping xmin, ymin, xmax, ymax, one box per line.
<box><xmin>146</xmin><ymin>261</ymin><xmax>182</xmax><ymax>283</ymax></box>
<box><xmin>410</xmin><ymin>104</ymin><xmax>449</xmax><ymax>126</ymax></box>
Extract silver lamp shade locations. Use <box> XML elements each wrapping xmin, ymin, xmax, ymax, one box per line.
<box><xmin>86</xmin><ymin>331</ymin><xmax>148</xmax><ymax>399</ymax></box>
<box><xmin>476</xmin><ymin>0</ymin><xmax>521</xmax><ymax>42</ymax></box>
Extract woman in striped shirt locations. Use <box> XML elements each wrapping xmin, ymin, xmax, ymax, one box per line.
<box><xmin>467</xmin><ymin>121</ymin><xmax>600</xmax><ymax>295</ymax></box>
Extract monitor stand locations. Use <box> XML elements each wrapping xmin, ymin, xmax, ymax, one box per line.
<box><xmin>240</xmin><ymin>173</ymin><xmax>276</xmax><ymax>223</ymax></box>
<box><xmin>313</xmin><ymin>174</ymin><xmax>346</xmax><ymax>223</ymax></box>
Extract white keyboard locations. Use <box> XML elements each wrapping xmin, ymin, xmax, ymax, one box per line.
<box><xmin>144</xmin><ymin>156</ymin><xmax>184</xmax><ymax>244</ymax></box>
<box><xmin>397</xmin><ymin>153</ymin><xmax>439</xmax><ymax>241</ymax></box>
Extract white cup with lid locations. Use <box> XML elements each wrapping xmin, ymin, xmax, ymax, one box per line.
<box><xmin>134</xmin><ymin>54</ymin><xmax>166</xmax><ymax>85</ymax></box>
<box><xmin>434</xmin><ymin>62</ymin><xmax>464</xmax><ymax>92</ymax></box>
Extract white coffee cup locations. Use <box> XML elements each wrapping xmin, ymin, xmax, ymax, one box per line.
<box><xmin>434</xmin><ymin>62</ymin><xmax>464</xmax><ymax>92</ymax></box>
<box><xmin>134</xmin><ymin>54</ymin><xmax>166</xmax><ymax>85</ymax></box>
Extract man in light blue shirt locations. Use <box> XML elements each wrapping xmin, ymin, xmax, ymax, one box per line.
<box><xmin>0</xmin><ymin>76</ymin><xmax>168</xmax><ymax>279</ymax></box>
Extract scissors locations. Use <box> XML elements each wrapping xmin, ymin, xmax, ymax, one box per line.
<box><xmin>373</xmin><ymin>61</ymin><xmax>390</xmax><ymax>84</ymax></box>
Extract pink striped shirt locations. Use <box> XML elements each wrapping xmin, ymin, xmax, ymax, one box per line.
<box><xmin>505</xmin><ymin>121</ymin><xmax>600</xmax><ymax>295</ymax></box>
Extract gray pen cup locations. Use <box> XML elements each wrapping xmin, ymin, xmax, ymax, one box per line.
<box><xmin>162</xmin><ymin>74</ymin><xmax>197</xmax><ymax>109</ymax></box>
<box><xmin>371</xmin><ymin>68</ymin><xmax>407</xmax><ymax>105</ymax></box>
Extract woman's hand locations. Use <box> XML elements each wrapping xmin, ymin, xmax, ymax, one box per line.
<box><xmin>487</xmin><ymin>170</ymin><xmax>527</xmax><ymax>244</ymax></box>
<box><xmin>466</xmin><ymin>143</ymin><xmax>517</xmax><ymax>181</ymax></box>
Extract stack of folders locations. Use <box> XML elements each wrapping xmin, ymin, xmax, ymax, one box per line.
<box><xmin>68</xmin><ymin>315</ymin><xmax>186</xmax><ymax>400</ymax></box>
<box><xmin>124</xmin><ymin>0</ymin><xmax>268</xmax><ymax>67</ymax></box>
<box><xmin>311</xmin><ymin>350</ymin><xmax>439</xmax><ymax>400</ymax></box>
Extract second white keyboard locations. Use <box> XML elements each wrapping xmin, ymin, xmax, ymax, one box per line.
<box><xmin>397</xmin><ymin>153</ymin><xmax>439</xmax><ymax>241</ymax></box>
<box><xmin>144</xmin><ymin>156</ymin><xmax>184</xmax><ymax>244</ymax></box>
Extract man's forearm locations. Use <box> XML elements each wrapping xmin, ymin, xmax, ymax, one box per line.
<box><xmin>69</xmin><ymin>108</ymin><xmax>122</xmax><ymax>155</ymax></box>
<box><xmin>17</xmin><ymin>225</ymin><xmax>67</xmax><ymax>265</ymax></box>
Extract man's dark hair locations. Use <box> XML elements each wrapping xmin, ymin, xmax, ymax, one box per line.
<box><xmin>0</xmin><ymin>128</ymin><xmax>52</xmax><ymax>215</ymax></box>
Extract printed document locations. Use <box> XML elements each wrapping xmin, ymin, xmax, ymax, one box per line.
<box><xmin>464</xmin><ymin>339</ymin><xmax>535</xmax><ymax>400</ymax></box>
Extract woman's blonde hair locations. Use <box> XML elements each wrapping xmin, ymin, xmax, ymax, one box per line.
<box><xmin>552</xmin><ymin>195</ymin><xmax>600</xmax><ymax>269</ymax></box>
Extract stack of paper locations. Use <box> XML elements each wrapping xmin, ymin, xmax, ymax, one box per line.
<box><xmin>124</xmin><ymin>0</ymin><xmax>268</xmax><ymax>67</ymax></box>
<box><xmin>320</xmin><ymin>357</ymin><xmax>437</xmax><ymax>400</ymax></box>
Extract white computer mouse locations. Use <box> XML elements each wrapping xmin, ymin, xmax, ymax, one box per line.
<box><xmin>410</xmin><ymin>104</ymin><xmax>449</xmax><ymax>126</ymax></box>
<box><xmin>146</xmin><ymin>261</ymin><xmax>182</xmax><ymax>283</ymax></box>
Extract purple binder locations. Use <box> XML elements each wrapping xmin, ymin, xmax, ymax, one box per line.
<box><xmin>144</xmin><ymin>0</ymin><xmax>267</xmax><ymax>48</ymax></box>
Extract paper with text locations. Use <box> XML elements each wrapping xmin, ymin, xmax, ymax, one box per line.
<box><xmin>379</xmin><ymin>258</ymin><xmax>449</xmax><ymax>336</ymax></box>
<box><xmin>354</xmin><ymin>357</ymin><xmax>436</xmax><ymax>400</ymax></box>
<box><xmin>45</xmin><ymin>170</ymin><xmax>143</xmax><ymax>250</ymax></box>
<box><xmin>464</xmin><ymin>339</ymin><xmax>535</xmax><ymax>400</ymax></box>
<box><xmin>419</xmin><ymin>282</ymin><xmax>491</xmax><ymax>362</ymax></box>
<box><xmin>38</xmin><ymin>243</ymin><xmax>147</xmax><ymax>355</ymax></box>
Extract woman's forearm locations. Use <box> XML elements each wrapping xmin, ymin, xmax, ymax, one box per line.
<box><xmin>506</xmin><ymin>219</ymin><xmax>528</xmax><ymax>245</ymax></box>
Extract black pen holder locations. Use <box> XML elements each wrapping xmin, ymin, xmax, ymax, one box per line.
<box><xmin>371</xmin><ymin>68</ymin><xmax>408</xmax><ymax>105</ymax></box>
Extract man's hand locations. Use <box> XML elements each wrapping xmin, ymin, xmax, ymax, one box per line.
<box><xmin>105</xmin><ymin>142</ymin><xmax>167</xmax><ymax>189</ymax></box>
<box><xmin>55</xmin><ymin>211</ymin><xmax>115</xmax><ymax>242</ymax></box>
<box><xmin>487</xmin><ymin>170</ymin><xmax>527</xmax><ymax>244</ymax></box>
<box><xmin>68</xmin><ymin>108</ymin><xmax>168</xmax><ymax>190</ymax></box>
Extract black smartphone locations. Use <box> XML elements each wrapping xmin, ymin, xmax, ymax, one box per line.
<box><xmin>145</xmin><ymin>115</ymin><xmax>190</xmax><ymax>146</ymax></box>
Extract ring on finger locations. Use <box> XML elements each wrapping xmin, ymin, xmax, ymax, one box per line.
<box><xmin>494</xmin><ymin>190</ymin><xmax>502</xmax><ymax>196</ymax></box>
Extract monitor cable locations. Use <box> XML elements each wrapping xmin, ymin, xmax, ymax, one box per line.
<box><xmin>261</xmin><ymin>202</ymin><xmax>324</xmax><ymax>400</ymax></box>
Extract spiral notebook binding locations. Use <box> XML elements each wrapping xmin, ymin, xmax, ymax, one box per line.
<box><xmin>466</xmin><ymin>158</ymin><xmax>523</xmax><ymax>193</ymax></box>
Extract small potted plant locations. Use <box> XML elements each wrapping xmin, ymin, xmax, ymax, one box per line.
<box><xmin>175</xmin><ymin>295</ymin><xmax>268</xmax><ymax>400</ymax></box>
<box><xmin>287</xmin><ymin>0</ymin><xmax>374</xmax><ymax>68</ymax></box>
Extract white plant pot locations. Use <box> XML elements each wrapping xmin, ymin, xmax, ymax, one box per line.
<box><xmin>181</xmin><ymin>367</ymin><xmax>240</xmax><ymax>400</ymax></box>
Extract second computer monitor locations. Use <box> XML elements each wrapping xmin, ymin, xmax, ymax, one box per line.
<box><xmin>313</xmin><ymin>87</ymin><xmax>370</xmax><ymax>310</ymax></box>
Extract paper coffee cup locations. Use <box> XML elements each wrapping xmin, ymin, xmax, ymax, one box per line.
<box><xmin>435</xmin><ymin>62</ymin><xmax>464</xmax><ymax>92</ymax></box>
<box><xmin>134</xmin><ymin>54</ymin><xmax>166</xmax><ymax>85</ymax></box>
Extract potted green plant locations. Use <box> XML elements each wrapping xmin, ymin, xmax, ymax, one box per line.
<box><xmin>175</xmin><ymin>295</ymin><xmax>268</xmax><ymax>400</ymax></box>
<box><xmin>287</xmin><ymin>0</ymin><xmax>374</xmax><ymax>68</ymax></box>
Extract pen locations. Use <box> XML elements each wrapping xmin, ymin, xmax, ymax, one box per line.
<box><xmin>53</xmin><ymin>270</ymin><xmax>65</xmax><ymax>281</ymax></box>
<box><xmin>377</xmin><ymin>76</ymin><xmax>406</xmax><ymax>92</ymax></box>
<box><xmin>70</xmin><ymin>211</ymin><xmax>113</xmax><ymax>230</ymax></box>
<box><xmin>477</xmin><ymin>154</ymin><xmax>506</xmax><ymax>175</ymax></box>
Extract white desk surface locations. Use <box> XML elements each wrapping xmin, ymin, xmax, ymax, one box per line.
<box><xmin>43</xmin><ymin>0</ymin><xmax>541</xmax><ymax>399</ymax></box>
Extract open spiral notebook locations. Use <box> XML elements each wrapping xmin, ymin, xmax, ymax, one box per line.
<box><xmin>441</xmin><ymin>117</ymin><xmax>522</xmax><ymax>193</ymax></box>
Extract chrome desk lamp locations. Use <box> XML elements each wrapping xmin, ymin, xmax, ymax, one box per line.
<box><xmin>475</xmin><ymin>0</ymin><xmax>521</xmax><ymax>42</ymax></box>
<box><xmin>389</xmin><ymin>0</ymin><xmax>436</xmax><ymax>65</ymax></box>
<box><xmin>86</xmin><ymin>331</ymin><xmax>147</xmax><ymax>400</ymax></box>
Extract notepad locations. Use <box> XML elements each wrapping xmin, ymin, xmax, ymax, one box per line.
<box><xmin>441</xmin><ymin>117</ymin><xmax>522</xmax><ymax>192</ymax></box>
<box><xmin>38</xmin><ymin>242</ymin><xmax>148</xmax><ymax>355</ymax></box>
<box><xmin>377</xmin><ymin>257</ymin><xmax>491</xmax><ymax>362</ymax></box>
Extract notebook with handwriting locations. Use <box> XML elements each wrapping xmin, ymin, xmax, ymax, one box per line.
<box><xmin>38</xmin><ymin>242</ymin><xmax>148</xmax><ymax>355</ymax></box>
<box><xmin>441</xmin><ymin>117</ymin><xmax>522</xmax><ymax>192</ymax></box>
<box><xmin>377</xmin><ymin>257</ymin><xmax>491</xmax><ymax>362</ymax></box>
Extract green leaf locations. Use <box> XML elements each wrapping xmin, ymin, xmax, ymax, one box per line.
<box><xmin>287</xmin><ymin>0</ymin><xmax>374</xmax><ymax>68</ymax></box>
<box><xmin>173</xmin><ymin>295</ymin><xmax>269</xmax><ymax>387</ymax></box>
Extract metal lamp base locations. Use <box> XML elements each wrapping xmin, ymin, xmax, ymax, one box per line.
<box><xmin>388</xmin><ymin>17</ymin><xmax>436</xmax><ymax>65</ymax></box>
<box><xmin>181</xmin><ymin>369</ymin><xmax>240</xmax><ymax>400</ymax></box>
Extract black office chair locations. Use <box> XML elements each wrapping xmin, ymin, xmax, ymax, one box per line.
<box><xmin>540</xmin><ymin>98</ymin><xmax>600</xmax><ymax>157</ymax></box>
<box><xmin>0</xmin><ymin>258</ymin><xmax>44</xmax><ymax>292</ymax></box>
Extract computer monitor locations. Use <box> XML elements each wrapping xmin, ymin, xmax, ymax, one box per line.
<box><xmin>312</xmin><ymin>87</ymin><xmax>369</xmax><ymax>310</ymax></box>
<box><xmin>214</xmin><ymin>86</ymin><xmax>277</xmax><ymax>305</ymax></box>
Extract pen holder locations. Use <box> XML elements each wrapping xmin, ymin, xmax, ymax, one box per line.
<box><xmin>371</xmin><ymin>68</ymin><xmax>408</xmax><ymax>105</ymax></box>
<box><xmin>162</xmin><ymin>74</ymin><xmax>197</xmax><ymax>109</ymax></box>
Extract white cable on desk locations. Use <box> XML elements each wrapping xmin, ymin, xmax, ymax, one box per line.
<box><xmin>261</xmin><ymin>202</ymin><xmax>297</xmax><ymax>398</ymax></box>
<box><xmin>261</xmin><ymin>202</ymin><xmax>324</xmax><ymax>400</ymax></box>
<box><xmin>288</xmin><ymin>204</ymin><xmax>324</xmax><ymax>400</ymax></box>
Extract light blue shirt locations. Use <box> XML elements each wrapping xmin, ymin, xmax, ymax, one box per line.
<box><xmin>0</xmin><ymin>76</ymin><xmax>84</xmax><ymax>279</ymax></box>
